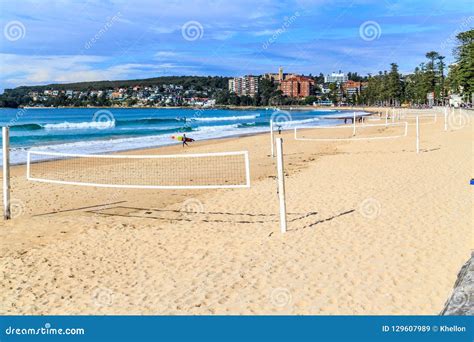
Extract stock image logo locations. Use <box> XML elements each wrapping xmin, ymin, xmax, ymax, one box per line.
<box><xmin>92</xmin><ymin>287</ymin><xmax>114</xmax><ymax>307</ymax></box>
<box><xmin>359</xmin><ymin>21</ymin><xmax>381</xmax><ymax>41</ymax></box>
<box><xmin>181</xmin><ymin>21</ymin><xmax>204</xmax><ymax>41</ymax></box>
<box><xmin>359</xmin><ymin>197</ymin><xmax>381</xmax><ymax>219</ymax></box>
<box><xmin>92</xmin><ymin>110</ymin><xmax>115</xmax><ymax>129</ymax></box>
<box><xmin>4</xmin><ymin>20</ymin><xmax>26</xmax><ymax>41</ymax></box>
<box><xmin>448</xmin><ymin>109</ymin><xmax>470</xmax><ymax>130</ymax></box>
<box><xmin>180</xmin><ymin>198</ymin><xmax>204</xmax><ymax>216</ymax></box>
<box><xmin>270</xmin><ymin>110</ymin><xmax>293</xmax><ymax>128</ymax></box>
<box><xmin>270</xmin><ymin>287</ymin><xmax>292</xmax><ymax>308</ymax></box>
<box><xmin>10</xmin><ymin>198</ymin><xmax>26</xmax><ymax>219</ymax></box>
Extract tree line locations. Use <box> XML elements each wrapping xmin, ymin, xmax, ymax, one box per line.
<box><xmin>337</xmin><ymin>29</ymin><xmax>473</xmax><ymax>106</ymax></box>
<box><xmin>0</xmin><ymin>76</ymin><xmax>229</xmax><ymax>108</ymax></box>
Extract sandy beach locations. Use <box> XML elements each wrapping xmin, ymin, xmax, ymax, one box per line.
<box><xmin>0</xmin><ymin>108</ymin><xmax>472</xmax><ymax>315</ymax></box>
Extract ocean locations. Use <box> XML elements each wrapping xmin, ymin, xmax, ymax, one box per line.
<box><xmin>0</xmin><ymin>107</ymin><xmax>365</xmax><ymax>165</ymax></box>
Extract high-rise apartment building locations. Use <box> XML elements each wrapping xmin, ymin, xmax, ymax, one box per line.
<box><xmin>228</xmin><ymin>75</ymin><xmax>259</xmax><ymax>97</ymax></box>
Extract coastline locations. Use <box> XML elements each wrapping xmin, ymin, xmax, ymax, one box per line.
<box><xmin>1</xmin><ymin>113</ymin><xmax>471</xmax><ymax>315</ymax></box>
<box><xmin>2</xmin><ymin>108</ymin><xmax>376</xmax><ymax>166</ymax></box>
<box><xmin>9</xmin><ymin>105</ymin><xmax>385</xmax><ymax>112</ymax></box>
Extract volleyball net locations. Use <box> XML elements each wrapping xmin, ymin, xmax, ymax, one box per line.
<box><xmin>399</xmin><ymin>110</ymin><xmax>438</xmax><ymax>125</ymax></box>
<box><xmin>27</xmin><ymin>150</ymin><xmax>250</xmax><ymax>189</ymax></box>
<box><xmin>294</xmin><ymin>122</ymin><xmax>408</xmax><ymax>141</ymax></box>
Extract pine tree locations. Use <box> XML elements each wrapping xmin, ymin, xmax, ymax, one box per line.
<box><xmin>448</xmin><ymin>29</ymin><xmax>474</xmax><ymax>103</ymax></box>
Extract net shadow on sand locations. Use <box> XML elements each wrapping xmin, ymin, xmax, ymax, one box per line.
<box><xmin>32</xmin><ymin>201</ymin><xmax>128</xmax><ymax>217</ymax></box>
<box><xmin>289</xmin><ymin>209</ymin><xmax>356</xmax><ymax>232</ymax></box>
<box><xmin>87</xmin><ymin>206</ymin><xmax>320</xmax><ymax>225</ymax></box>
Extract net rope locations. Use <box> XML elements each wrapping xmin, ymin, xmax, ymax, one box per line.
<box><xmin>27</xmin><ymin>151</ymin><xmax>250</xmax><ymax>189</ymax></box>
<box><xmin>294</xmin><ymin>122</ymin><xmax>407</xmax><ymax>141</ymax></box>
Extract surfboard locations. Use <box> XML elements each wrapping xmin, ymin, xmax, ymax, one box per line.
<box><xmin>171</xmin><ymin>136</ymin><xmax>194</xmax><ymax>142</ymax></box>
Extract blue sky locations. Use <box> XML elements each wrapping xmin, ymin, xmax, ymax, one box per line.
<box><xmin>0</xmin><ymin>0</ymin><xmax>472</xmax><ymax>92</ymax></box>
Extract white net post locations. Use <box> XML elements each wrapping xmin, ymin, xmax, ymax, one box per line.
<box><xmin>2</xmin><ymin>127</ymin><xmax>11</xmax><ymax>220</ymax></box>
<box><xmin>270</xmin><ymin>119</ymin><xmax>275</xmax><ymax>158</ymax></box>
<box><xmin>416</xmin><ymin>116</ymin><xmax>420</xmax><ymax>154</ymax></box>
<box><xmin>444</xmin><ymin>106</ymin><xmax>448</xmax><ymax>131</ymax></box>
<box><xmin>352</xmin><ymin>112</ymin><xmax>356</xmax><ymax>136</ymax></box>
<box><xmin>276</xmin><ymin>138</ymin><xmax>287</xmax><ymax>233</ymax></box>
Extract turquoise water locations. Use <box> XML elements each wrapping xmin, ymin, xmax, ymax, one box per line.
<box><xmin>0</xmin><ymin>107</ymin><xmax>361</xmax><ymax>164</ymax></box>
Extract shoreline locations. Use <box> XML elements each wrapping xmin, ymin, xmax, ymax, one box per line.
<box><xmin>5</xmin><ymin>105</ymin><xmax>389</xmax><ymax>112</ymax></box>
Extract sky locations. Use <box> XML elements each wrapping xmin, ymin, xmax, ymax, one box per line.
<box><xmin>0</xmin><ymin>0</ymin><xmax>473</xmax><ymax>92</ymax></box>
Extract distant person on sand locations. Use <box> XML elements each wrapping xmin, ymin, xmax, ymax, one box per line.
<box><xmin>171</xmin><ymin>134</ymin><xmax>195</xmax><ymax>147</ymax></box>
<box><xmin>180</xmin><ymin>133</ymin><xmax>195</xmax><ymax>147</ymax></box>
<box><xmin>277</xmin><ymin>125</ymin><xmax>282</xmax><ymax>134</ymax></box>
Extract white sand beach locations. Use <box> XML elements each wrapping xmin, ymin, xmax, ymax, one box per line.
<box><xmin>0</xmin><ymin>108</ymin><xmax>472</xmax><ymax>315</ymax></box>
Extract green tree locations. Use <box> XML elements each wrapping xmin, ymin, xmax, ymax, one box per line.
<box><xmin>448</xmin><ymin>29</ymin><xmax>474</xmax><ymax>103</ymax></box>
<box><xmin>387</xmin><ymin>63</ymin><xmax>403</xmax><ymax>106</ymax></box>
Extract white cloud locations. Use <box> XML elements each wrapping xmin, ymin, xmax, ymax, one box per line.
<box><xmin>149</xmin><ymin>25</ymin><xmax>179</xmax><ymax>34</ymax></box>
<box><xmin>154</xmin><ymin>51</ymin><xmax>179</xmax><ymax>58</ymax></box>
<box><xmin>253</xmin><ymin>29</ymin><xmax>276</xmax><ymax>36</ymax></box>
<box><xmin>210</xmin><ymin>30</ymin><xmax>236</xmax><ymax>40</ymax></box>
<box><xmin>0</xmin><ymin>54</ymin><xmax>173</xmax><ymax>88</ymax></box>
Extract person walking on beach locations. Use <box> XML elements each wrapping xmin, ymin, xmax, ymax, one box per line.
<box><xmin>277</xmin><ymin>125</ymin><xmax>282</xmax><ymax>134</ymax></box>
<box><xmin>182</xmin><ymin>133</ymin><xmax>189</xmax><ymax>147</ymax></box>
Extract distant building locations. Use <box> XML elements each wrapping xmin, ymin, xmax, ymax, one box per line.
<box><xmin>324</xmin><ymin>71</ymin><xmax>348</xmax><ymax>84</ymax></box>
<box><xmin>279</xmin><ymin>75</ymin><xmax>315</xmax><ymax>98</ymax></box>
<box><xmin>320</xmin><ymin>84</ymin><xmax>331</xmax><ymax>94</ymax></box>
<box><xmin>314</xmin><ymin>99</ymin><xmax>333</xmax><ymax>106</ymax></box>
<box><xmin>111</xmin><ymin>92</ymin><xmax>123</xmax><ymax>99</ymax></box>
<box><xmin>264</xmin><ymin>67</ymin><xmax>297</xmax><ymax>82</ymax></box>
<box><xmin>228</xmin><ymin>75</ymin><xmax>259</xmax><ymax>97</ymax></box>
<box><xmin>342</xmin><ymin>80</ymin><xmax>361</xmax><ymax>96</ymax></box>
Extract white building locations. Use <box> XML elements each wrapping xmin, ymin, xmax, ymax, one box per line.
<box><xmin>449</xmin><ymin>94</ymin><xmax>463</xmax><ymax>108</ymax></box>
<box><xmin>324</xmin><ymin>71</ymin><xmax>348</xmax><ymax>84</ymax></box>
